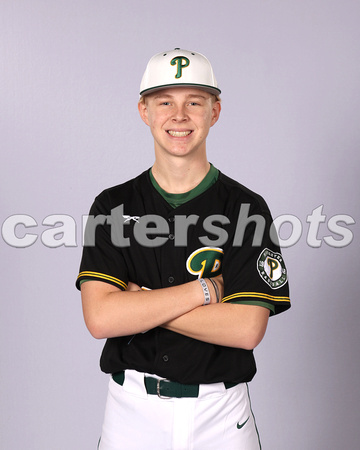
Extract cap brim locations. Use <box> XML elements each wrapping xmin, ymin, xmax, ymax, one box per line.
<box><xmin>139</xmin><ymin>83</ymin><xmax>221</xmax><ymax>97</ymax></box>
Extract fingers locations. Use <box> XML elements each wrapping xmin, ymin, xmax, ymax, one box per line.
<box><xmin>127</xmin><ymin>281</ymin><xmax>141</xmax><ymax>291</ymax></box>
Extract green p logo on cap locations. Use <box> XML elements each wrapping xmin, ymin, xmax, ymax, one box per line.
<box><xmin>171</xmin><ymin>56</ymin><xmax>190</xmax><ymax>79</ymax></box>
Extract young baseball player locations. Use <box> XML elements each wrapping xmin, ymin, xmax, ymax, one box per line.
<box><xmin>76</xmin><ymin>48</ymin><xmax>290</xmax><ymax>449</ymax></box>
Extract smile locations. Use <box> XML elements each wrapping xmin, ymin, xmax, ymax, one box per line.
<box><xmin>167</xmin><ymin>130</ymin><xmax>192</xmax><ymax>137</ymax></box>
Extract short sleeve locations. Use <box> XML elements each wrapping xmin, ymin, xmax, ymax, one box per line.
<box><xmin>221</xmin><ymin>199</ymin><xmax>290</xmax><ymax>316</ymax></box>
<box><xmin>75</xmin><ymin>192</ymin><xmax>129</xmax><ymax>291</ymax></box>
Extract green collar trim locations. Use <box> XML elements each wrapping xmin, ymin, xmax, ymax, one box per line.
<box><xmin>149</xmin><ymin>164</ymin><xmax>219</xmax><ymax>208</ymax></box>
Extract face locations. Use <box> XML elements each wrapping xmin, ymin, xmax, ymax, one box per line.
<box><xmin>138</xmin><ymin>87</ymin><xmax>221</xmax><ymax>160</ymax></box>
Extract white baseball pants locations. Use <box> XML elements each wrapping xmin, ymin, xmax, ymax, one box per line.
<box><xmin>98</xmin><ymin>370</ymin><xmax>261</xmax><ymax>450</ymax></box>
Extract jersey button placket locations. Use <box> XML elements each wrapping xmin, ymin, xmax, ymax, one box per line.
<box><xmin>168</xmin><ymin>216</ymin><xmax>175</xmax><ymax>241</ymax></box>
<box><xmin>167</xmin><ymin>217</ymin><xmax>175</xmax><ymax>285</ymax></box>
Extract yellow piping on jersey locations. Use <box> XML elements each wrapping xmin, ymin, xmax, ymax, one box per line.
<box><xmin>77</xmin><ymin>271</ymin><xmax>127</xmax><ymax>290</ymax></box>
<box><xmin>222</xmin><ymin>292</ymin><xmax>290</xmax><ymax>303</ymax></box>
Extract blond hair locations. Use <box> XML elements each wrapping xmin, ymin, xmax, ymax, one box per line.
<box><xmin>138</xmin><ymin>93</ymin><xmax>221</xmax><ymax>106</ymax></box>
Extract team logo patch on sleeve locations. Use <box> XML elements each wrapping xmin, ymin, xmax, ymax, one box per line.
<box><xmin>257</xmin><ymin>248</ymin><xmax>288</xmax><ymax>289</ymax></box>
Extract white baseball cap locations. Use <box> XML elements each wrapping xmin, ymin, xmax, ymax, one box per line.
<box><xmin>139</xmin><ymin>48</ymin><xmax>221</xmax><ymax>97</ymax></box>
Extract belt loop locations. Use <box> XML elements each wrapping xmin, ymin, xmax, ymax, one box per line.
<box><xmin>112</xmin><ymin>370</ymin><xmax>148</xmax><ymax>398</ymax></box>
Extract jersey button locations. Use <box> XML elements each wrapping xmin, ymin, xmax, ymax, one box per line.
<box><xmin>168</xmin><ymin>276</ymin><xmax>175</xmax><ymax>284</ymax></box>
<box><xmin>162</xmin><ymin>355</ymin><xmax>169</xmax><ymax>362</ymax></box>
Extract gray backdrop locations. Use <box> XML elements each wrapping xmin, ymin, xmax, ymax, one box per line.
<box><xmin>1</xmin><ymin>1</ymin><xmax>359</xmax><ymax>449</ymax></box>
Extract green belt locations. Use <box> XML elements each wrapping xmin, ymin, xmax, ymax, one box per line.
<box><xmin>112</xmin><ymin>371</ymin><xmax>237</xmax><ymax>398</ymax></box>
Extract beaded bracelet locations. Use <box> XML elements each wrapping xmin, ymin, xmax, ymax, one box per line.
<box><xmin>198</xmin><ymin>278</ymin><xmax>211</xmax><ymax>305</ymax></box>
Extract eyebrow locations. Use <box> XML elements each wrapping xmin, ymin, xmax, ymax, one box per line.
<box><xmin>153</xmin><ymin>94</ymin><xmax>208</xmax><ymax>100</ymax></box>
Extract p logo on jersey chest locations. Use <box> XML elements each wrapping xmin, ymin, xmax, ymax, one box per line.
<box><xmin>186</xmin><ymin>247</ymin><xmax>223</xmax><ymax>279</ymax></box>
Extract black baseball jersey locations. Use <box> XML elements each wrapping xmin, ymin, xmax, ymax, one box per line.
<box><xmin>76</xmin><ymin>168</ymin><xmax>290</xmax><ymax>384</ymax></box>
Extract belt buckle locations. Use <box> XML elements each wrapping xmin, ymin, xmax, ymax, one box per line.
<box><xmin>157</xmin><ymin>378</ymin><xmax>171</xmax><ymax>399</ymax></box>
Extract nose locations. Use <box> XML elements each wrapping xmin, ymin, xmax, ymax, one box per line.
<box><xmin>172</xmin><ymin>104</ymin><xmax>188</xmax><ymax>122</ymax></box>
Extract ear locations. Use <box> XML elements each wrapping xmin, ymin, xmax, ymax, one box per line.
<box><xmin>210</xmin><ymin>101</ymin><xmax>221</xmax><ymax>127</ymax></box>
<box><xmin>138</xmin><ymin>100</ymin><xmax>150</xmax><ymax>126</ymax></box>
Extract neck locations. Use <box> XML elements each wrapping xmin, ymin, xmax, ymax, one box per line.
<box><xmin>151</xmin><ymin>157</ymin><xmax>210</xmax><ymax>194</ymax></box>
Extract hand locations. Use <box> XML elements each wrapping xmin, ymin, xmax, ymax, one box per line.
<box><xmin>127</xmin><ymin>281</ymin><xmax>141</xmax><ymax>292</ymax></box>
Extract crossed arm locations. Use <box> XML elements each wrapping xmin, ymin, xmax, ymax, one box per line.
<box><xmin>81</xmin><ymin>278</ymin><xmax>270</xmax><ymax>350</ymax></box>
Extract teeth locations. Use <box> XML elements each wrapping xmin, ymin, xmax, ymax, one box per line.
<box><xmin>168</xmin><ymin>130</ymin><xmax>192</xmax><ymax>137</ymax></box>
